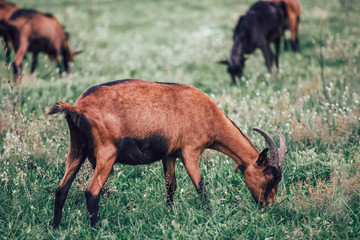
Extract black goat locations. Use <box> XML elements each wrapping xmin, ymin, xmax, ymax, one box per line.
<box><xmin>219</xmin><ymin>1</ymin><xmax>287</xmax><ymax>83</ymax></box>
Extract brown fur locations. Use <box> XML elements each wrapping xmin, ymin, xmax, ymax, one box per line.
<box><xmin>0</xmin><ymin>1</ymin><xmax>18</xmax><ymax>20</ymax></box>
<box><xmin>268</xmin><ymin>0</ymin><xmax>301</xmax><ymax>51</ymax></box>
<box><xmin>2</xmin><ymin>8</ymin><xmax>80</xmax><ymax>82</ymax></box>
<box><xmin>0</xmin><ymin>0</ymin><xmax>19</xmax><ymax>63</ymax></box>
<box><xmin>49</xmin><ymin>79</ymin><xmax>282</xmax><ymax>228</ymax></box>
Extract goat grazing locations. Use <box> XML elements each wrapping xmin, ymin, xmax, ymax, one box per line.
<box><xmin>48</xmin><ymin>79</ymin><xmax>287</xmax><ymax>228</ymax></box>
<box><xmin>0</xmin><ymin>8</ymin><xmax>80</xmax><ymax>81</ymax></box>
<box><xmin>268</xmin><ymin>0</ymin><xmax>301</xmax><ymax>51</ymax></box>
<box><xmin>0</xmin><ymin>0</ymin><xmax>19</xmax><ymax>63</ymax></box>
<box><xmin>219</xmin><ymin>1</ymin><xmax>287</xmax><ymax>83</ymax></box>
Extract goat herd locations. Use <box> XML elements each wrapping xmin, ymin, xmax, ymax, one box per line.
<box><xmin>0</xmin><ymin>0</ymin><xmax>80</xmax><ymax>82</ymax></box>
<box><xmin>1</xmin><ymin>0</ymin><xmax>301</xmax><ymax>228</ymax></box>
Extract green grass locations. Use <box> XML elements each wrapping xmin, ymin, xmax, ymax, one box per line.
<box><xmin>1</xmin><ymin>0</ymin><xmax>359</xmax><ymax>238</ymax></box>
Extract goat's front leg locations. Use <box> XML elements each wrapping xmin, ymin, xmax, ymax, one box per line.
<box><xmin>260</xmin><ymin>44</ymin><xmax>274</xmax><ymax>75</ymax></box>
<box><xmin>31</xmin><ymin>52</ymin><xmax>38</xmax><ymax>74</ymax></box>
<box><xmin>4</xmin><ymin>36</ymin><xmax>11</xmax><ymax>64</ymax></box>
<box><xmin>55</xmin><ymin>53</ymin><xmax>62</xmax><ymax>75</ymax></box>
<box><xmin>274</xmin><ymin>37</ymin><xmax>281</xmax><ymax>70</ymax></box>
<box><xmin>162</xmin><ymin>157</ymin><xmax>177</xmax><ymax>205</ymax></box>
<box><xmin>13</xmin><ymin>37</ymin><xmax>28</xmax><ymax>82</ymax></box>
<box><xmin>181</xmin><ymin>148</ymin><xmax>208</xmax><ymax>204</ymax></box>
<box><xmin>85</xmin><ymin>145</ymin><xmax>116</xmax><ymax>227</ymax></box>
<box><xmin>283</xmin><ymin>35</ymin><xmax>289</xmax><ymax>51</ymax></box>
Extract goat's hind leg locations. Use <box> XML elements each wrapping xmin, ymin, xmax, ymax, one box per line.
<box><xmin>85</xmin><ymin>145</ymin><xmax>117</xmax><ymax>227</ymax></box>
<box><xmin>53</xmin><ymin>116</ymin><xmax>88</xmax><ymax>229</ymax></box>
<box><xmin>289</xmin><ymin>14</ymin><xmax>299</xmax><ymax>51</ymax></box>
<box><xmin>53</xmin><ymin>142</ymin><xmax>87</xmax><ymax>228</ymax></box>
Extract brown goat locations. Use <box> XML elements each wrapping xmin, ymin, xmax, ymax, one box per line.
<box><xmin>0</xmin><ymin>0</ymin><xmax>19</xmax><ymax>63</ymax></box>
<box><xmin>0</xmin><ymin>8</ymin><xmax>80</xmax><ymax>81</ymax></box>
<box><xmin>268</xmin><ymin>0</ymin><xmax>301</xmax><ymax>51</ymax></box>
<box><xmin>48</xmin><ymin>79</ymin><xmax>287</xmax><ymax>228</ymax></box>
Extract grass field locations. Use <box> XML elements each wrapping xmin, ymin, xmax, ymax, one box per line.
<box><xmin>0</xmin><ymin>0</ymin><xmax>359</xmax><ymax>238</ymax></box>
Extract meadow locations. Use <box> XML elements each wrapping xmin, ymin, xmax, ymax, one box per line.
<box><xmin>0</xmin><ymin>0</ymin><xmax>359</xmax><ymax>238</ymax></box>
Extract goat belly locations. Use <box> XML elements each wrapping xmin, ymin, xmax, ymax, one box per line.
<box><xmin>28</xmin><ymin>37</ymin><xmax>56</xmax><ymax>55</ymax></box>
<box><xmin>115</xmin><ymin>135</ymin><xmax>169</xmax><ymax>165</ymax></box>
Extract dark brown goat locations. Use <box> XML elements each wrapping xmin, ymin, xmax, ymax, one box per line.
<box><xmin>48</xmin><ymin>79</ymin><xmax>287</xmax><ymax>228</ymax></box>
<box><xmin>268</xmin><ymin>0</ymin><xmax>301</xmax><ymax>51</ymax></box>
<box><xmin>219</xmin><ymin>1</ymin><xmax>287</xmax><ymax>83</ymax></box>
<box><xmin>0</xmin><ymin>8</ymin><xmax>80</xmax><ymax>81</ymax></box>
<box><xmin>0</xmin><ymin>0</ymin><xmax>19</xmax><ymax>63</ymax></box>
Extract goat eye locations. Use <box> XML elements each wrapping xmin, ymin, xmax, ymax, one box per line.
<box><xmin>264</xmin><ymin>174</ymin><xmax>273</xmax><ymax>183</ymax></box>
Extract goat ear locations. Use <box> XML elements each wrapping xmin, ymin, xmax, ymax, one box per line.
<box><xmin>65</xmin><ymin>31</ymin><xmax>70</xmax><ymax>40</ymax></box>
<box><xmin>256</xmin><ymin>148</ymin><xmax>269</xmax><ymax>166</ymax></box>
<box><xmin>238</xmin><ymin>15</ymin><xmax>244</xmax><ymax>22</ymax></box>
<box><xmin>71</xmin><ymin>50</ymin><xmax>82</xmax><ymax>57</ymax></box>
<box><xmin>217</xmin><ymin>60</ymin><xmax>229</xmax><ymax>65</ymax></box>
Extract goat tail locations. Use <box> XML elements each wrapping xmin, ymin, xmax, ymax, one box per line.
<box><xmin>48</xmin><ymin>102</ymin><xmax>90</xmax><ymax>132</ymax></box>
<box><xmin>48</xmin><ymin>102</ymin><xmax>76</xmax><ymax>115</ymax></box>
<box><xmin>48</xmin><ymin>102</ymin><xmax>79</xmax><ymax>124</ymax></box>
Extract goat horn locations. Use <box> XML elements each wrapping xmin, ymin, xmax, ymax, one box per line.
<box><xmin>276</xmin><ymin>131</ymin><xmax>287</xmax><ymax>168</ymax></box>
<box><xmin>253</xmin><ymin>128</ymin><xmax>279</xmax><ymax>169</ymax></box>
